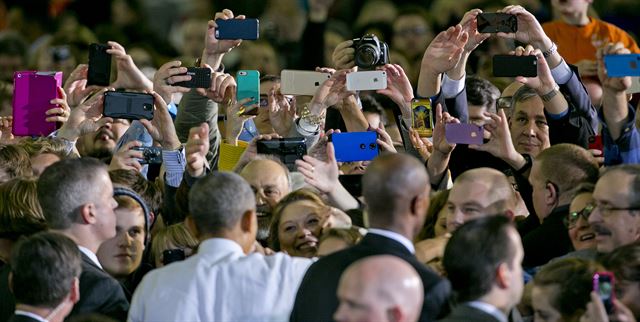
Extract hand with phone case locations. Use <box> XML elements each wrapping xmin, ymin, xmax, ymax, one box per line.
<box><xmin>64</xmin><ymin>64</ymin><xmax>103</xmax><ymax>108</ymax></box>
<box><xmin>139</xmin><ymin>92</ymin><xmax>182</xmax><ymax>150</ymax></box>
<box><xmin>109</xmin><ymin>140</ymin><xmax>145</xmax><ymax>171</ymax></box>
<box><xmin>152</xmin><ymin>61</ymin><xmax>193</xmax><ymax>104</ymax></box>
<box><xmin>468</xmin><ymin>109</ymin><xmax>526</xmax><ymax>170</ymax></box>
<box><xmin>597</xmin><ymin>44</ymin><xmax>633</xmax><ymax>94</ymax></box>
<box><xmin>582</xmin><ymin>291</ymin><xmax>635</xmax><ymax>322</ymax></box>
<box><xmin>107</xmin><ymin>41</ymin><xmax>153</xmax><ymax>91</ymax></box>
<box><xmin>225</xmin><ymin>97</ymin><xmax>255</xmax><ymax>145</ymax></box>
<box><xmin>377</xmin><ymin>64</ymin><xmax>414</xmax><ymax>119</ymax></box>
<box><xmin>45</xmin><ymin>86</ymin><xmax>72</xmax><ymax>124</ymax></box>
<box><xmin>201</xmin><ymin>9</ymin><xmax>245</xmax><ymax>72</ymax></box>
<box><xmin>197</xmin><ymin>71</ymin><xmax>237</xmax><ymax>104</ymax></box>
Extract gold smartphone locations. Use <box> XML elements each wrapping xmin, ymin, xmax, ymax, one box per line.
<box><xmin>411</xmin><ymin>99</ymin><xmax>433</xmax><ymax>137</ymax></box>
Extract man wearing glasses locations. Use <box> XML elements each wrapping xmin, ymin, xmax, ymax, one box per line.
<box><xmin>588</xmin><ymin>164</ymin><xmax>640</xmax><ymax>254</ymax></box>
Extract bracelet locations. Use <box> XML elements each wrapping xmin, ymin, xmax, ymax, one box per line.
<box><xmin>300</xmin><ymin>103</ymin><xmax>326</xmax><ymax>126</ymax></box>
<box><xmin>542</xmin><ymin>42</ymin><xmax>558</xmax><ymax>58</ymax></box>
<box><xmin>540</xmin><ymin>85</ymin><xmax>560</xmax><ymax>102</ymax></box>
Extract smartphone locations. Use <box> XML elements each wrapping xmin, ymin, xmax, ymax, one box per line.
<box><xmin>280</xmin><ymin>70</ymin><xmax>332</xmax><ymax>96</ymax></box>
<box><xmin>237</xmin><ymin>70</ymin><xmax>260</xmax><ymax>115</ymax></box>
<box><xmin>12</xmin><ymin>71</ymin><xmax>63</xmax><ymax>136</ymax></box>
<box><xmin>215</xmin><ymin>19</ymin><xmax>259</xmax><ymax>40</ymax></box>
<box><xmin>477</xmin><ymin>13</ymin><xmax>518</xmax><ymax>33</ymax></box>
<box><xmin>330</xmin><ymin>131</ymin><xmax>379</xmax><ymax>162</ymax></box>
<box><xmin>593</xmin><ymin>272</ymin><xmax>615</xmax><ymax>314</ymax></box>
<box><xmin>174</xmin><ymin>67</ymin><xmax>212</xmax><ymax>88</ymax></box>
<box><xmin>604</xmin><ymin>54</ymin><xmax>640</xmax><ymax>77</ymax></box>
<box><xmin>493</xmin><ymin>55</ymin><xmax>537</xmax><ymax>77</ymax></box>
<box><xmin>445</xmin><ymin>123</ymin><xmax>483</xmax><ymax>145</ymax></box>
<box><xmin>346</xmin><ymin>71</ymin><xmax>387</xmax><ymax>91</ymax></box>
<box><xmin>588</xmin><ymin>135</ymin><xmax>603</xmax><ymax>152</ymax></box>
<box><xmin>412</xmin><ymin>99</ymin><xmax>433</xmax><ymax>137</ymax></box>
<box><xmin>103</xmin><ymin>91</ymin><xmax>154</xmax><ymax>120</ymax></box>
<box><xmin>87</xmin><ymin>43</ymin><xmax>111</xmax><ymax>86</ymax></box>
<box><xmin>338</xmin><ymin>174</ymin><xmax>363</xmax><ymax>197</ymax></box>
<box><xmin>162</xmin><ymin>249</ymin><xmax>186</xmax><ymax>266</ymax></box>
<box><xmin>133</xmin><ymin>146</ymin><xmax>163</xmax><ymax>164</ymax></box>
<box><xmin>256</xmin><ymin>137</ymin><xmax>307</xmax><ymax>171</ymax></box>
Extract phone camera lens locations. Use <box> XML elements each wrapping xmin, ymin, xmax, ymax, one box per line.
<box><xmin>359</xmin><ymin>143</ymin><xmax>366</xmax><ymax>150</ymax></box>
<box><xmin>369</xmin><ymin>143</ymin><xmax>377</xmax><ymax>150</ymax></box>
<box><xmin>143</xmin><ymin>103</ymin><xmax>152</xmax><ymax>110</ymax></box>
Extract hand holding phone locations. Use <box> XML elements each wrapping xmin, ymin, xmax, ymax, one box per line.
<box><xmin>330</xmin><ymin>132</ymin><xmax>379</xmax><ymax>162</ymax></box>
<box><xmin>236</xmin><ymin>70</ymin><xmax>260</xmax><ymax>114</ymax></box>
<box><xmin>493</xmin><ymin>55</ymin><xmax>537</xmax><ymax>77</ymax></box>
<box><xmin>477</xmin><ymin>13</ymin><xmax>517</xmax><ymax>33</ymax></box>
<box><xmin>87</xmin><ymin>43</ymin><xmax>112</xmax><ymax>86</ymax></box>
<box><xmin>593</xmin><ymin>272</ymin><xmax>615</xmax><ymax>314</ymax></box>
<box><xmin>445</xmin><ymin>123</ymin><xmax>483</xmax><ymax>145</ymax></box>
<box><xmin>174</xmin><ymin>67</ymin><xmax>212</xmax><ymax>88</ymax></box>
<box><xmin>103</xmin><ymin>91</ymin><xmax>155</xmax><ymax>120</ymax></box>
<box><xmin>604</xmin><ymin>54</ymin><xmax>640</xmax><ymax>77</ymax></box>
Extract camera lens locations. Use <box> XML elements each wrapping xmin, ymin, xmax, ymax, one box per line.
<box><xmin>143</xmin><ymin>103</ymin><xmax>153</xmax><ymax>110</ymax></box>
<box><xmin>355</xmin><ymin>44</ymin><xmax>379</xmax><ymax>69</ymax></box>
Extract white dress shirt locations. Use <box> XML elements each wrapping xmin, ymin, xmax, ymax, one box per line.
<box><xmin>78</xmin><ymin>246</ymin><xmax>102</xmax><ymax>269</ymax></box>
<box><xmin>367</xmin><ymin>228</ymin><xmax>415</xmax><ymax>254</ymax></box>
<box><xmin>14</xmin><ymin>310</ymin><xmax>48</xmax><ymax>322</ymax></box>
<box><xmin>128</xmin><ymin>238</ymin><xmax>313</xmax><ymax>322</ymax></box>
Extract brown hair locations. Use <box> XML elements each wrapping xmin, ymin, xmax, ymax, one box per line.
<box><xmin>150</xmin><ymin>223</ymin><xmax>198</xmax><ymax>266</ymax></box>
<box><xmin>268</xmin><ymin>189</ymin><xmax>328</xmax><ymax>251</ymax></box>
<box><xmin>0</xmin><ymin>177</ymin><xmax>46</xmax><ymax>239</ymax></box>
<box><xmin>0</xmin><ymin>144</ymin><xmax>32</xmax><ymax>183</ymax></box>
<box><xmin>416</xmin><ymin>189</ymin><xmax>450</xmax><ymax>241</ymax></box>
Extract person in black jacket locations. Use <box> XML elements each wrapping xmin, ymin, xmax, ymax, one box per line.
<box><xmin>290</xmin><ymin>153</ymin><xmax>450</xmax><ymax>322</ymax></box>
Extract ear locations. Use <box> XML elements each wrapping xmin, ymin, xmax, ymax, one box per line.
<box><xmin>495</xmin><ymin>262</ymin><xmax>510</xmax><ymax>289</ymax></box>
<box><xmin>545</xmin><ymin>182</ymin><xmax>558</xmax><ymax>207</ymax></box>
<box><xmin>149</xmin><ymin>211</ymin><xmax>156</xmax><ymax>228</ymax></box>
<box><xmin>386</xmin><ymin>306</ymin><xmax>403</xmax><ymax>322</ymax></box>
<box><xmin>69</xmin><ymin>277</ymin><xmax>80</xmax><ymax>304</ymax></box>
<box><xmin>504</xmin><ymin>209</ymin><xmax>516</xmax><ymax>222</ymax></box>
<box><xmin>184</xmin><ymin>215</ymin><xmax>200</xmax><ymax>239</ymax></box>
<box><xmin>240</xmin><ymin>210</ymin><xmax>257</xmax><ymax>234</ymax></box>
<box><xmin>80</xmin><ymin>203</ymin><xmax>96</xmax><ymax>225</ymax></box>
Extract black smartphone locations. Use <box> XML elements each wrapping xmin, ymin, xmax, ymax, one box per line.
<box><xmin>162</xmin><ymin>249</ymin><xmax>186</xmax><ymax>266</ymax></box>
<box><xmin>477</xmin><ymin>13</ymin><xmax>517</xmax><ymax>33</ymax></box>
<box><xmin>493</xmin><ymin>55</ymin><xmax>538</xmax><ymax>77</ymax></box>
<box><xmin>256</xmin><ymin>137</ymin><xmax>307</xmax><ymax>171</ymax></box>
<box><xmin>174</xmin><ymin>67</ymin><xmax>212</xmax><ymax>88</ymax></box>
<box><xmin>593</xmin><ymin>272</ymin><xmax>615</xmax><ymax>314</ymax></box>
<box><xmin>103</xmin><ymin>91</ymin><xmax>154</xmax><ymax>120</ymax></box>
<box><xmin>87</xmin><ymin>43</ymin><xmax>112</xmax><ymax>86</ymax></box>
<box><xmin>133</xmin><ymin>146</ymin><xmax>163</xmax><ymax>164</ymax></box>
<box><xmin>215</xmin><ymin>19</ymin><xmax>260</xmax><ymax>40</ymax></box>
<box><xmin>338</xmin><ymin>174</ymin><xmax>363</xmax><ymax>197</ymax></box>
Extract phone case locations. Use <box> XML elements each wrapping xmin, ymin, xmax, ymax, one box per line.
<box><xmin>445</xmin><ymin>123</ymin><xmax>484</xmax><ymax>145</ymax></box>
<box><xmin>588</xmin><ymin>135</ymin><xmax>603</xmax><ymax>152</ymax></box>
<box><xmin>412</xmin><ymin>99</ymin><xmax>433</xmax><ymax>137</ymax></box>
<box><xmin>87</xmin><ymin>43</ymin><xmax>112</xmax><ymax>86</ymax></box>
<box><xmin>331</xmin><ymin>131</ymin><xmax>379</xmax><ymax>162</ymax></box>
<box><xmin>604</xmin><ymin>54</ymin><xmax>640</xmax><ymax>77</ymax></box>
<box><xmin>12</xmin><ymin>71</ymin><xmax>63</xmax><ymax>136</ymax></box>
<box><xmin>493</xmin><ymin>55</ymin><xmax>537</xmax><ymax>77</ymax></box>
<box><xmin>215</xmin><ymin>19</ymin><xmax>260</xmax><ymax>40</ymax></box>
<box><xmin>346</xmin><ymin>71</ymin><xmax>387</xmax><ymax>91</ymax></box>
<box><xmin>103</xmin><ymin>91</ymin><xmax>154</xmax><ymax>120</ymax></box>
<box><xmin>593</xmin><ymin>272</ymin><xmax>615</xmax><ymax>314</ymax></box>
<box><xmin>477</xmin><ymin>13</ymin><xmax>517</xmax><ymax>33</ymax></box>
<box><xmin>237</xmin><ymin>70</ymin><xmax>260</xmax><ymax>112</ymax></box>
<box><xmin>280</xmin><ymin>70</ymin><xmax>332</xmax><ymax>95</ymax></box>
<box><xmin>174</xmin><ymin>67</ymin><xmax>212</xmax><ymax>88</ymax></box>
<box><xmin>256</xmin><ymin>137</ymin><xmax>307</xmax><ymax>170</ymax></box>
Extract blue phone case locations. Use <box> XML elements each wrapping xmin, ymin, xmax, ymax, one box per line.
<box><xmin>236</xmin><ymin>70</ymin><xmax>260</xmax><ymax>107</ymax></box>
<box><xmin>215</xmin><ymin>19</ymin><xmax>259</xmax><ymax>40</ymax></box>
<box><xmin>331</xmin><ymin>132</ymin><xmax>379</xmax><ymax>162</ymax></box>
<box><xmin>604</xmin><ymin>54</ymin><xmax>640</xmax><ymax>77</ymax></box>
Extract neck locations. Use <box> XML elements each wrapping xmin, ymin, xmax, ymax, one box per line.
<box><xmin>199</xmin><ymin>230</ymin><xmax>252</xmax><ymax>254</ymax></box>
<box><xmin>51</xmin><ymin>228</ymin><xmax>99</xmax><ymax>254</ymax></box>
<box><xmin>0</xmin><ymin>239</ymin><xmax>14</xmax><ymax>263</ymax></box>
<box><xmin>370</xmin><ymin>219</ymin><xmax>415</xmax><ymax>241</ymax></box>
<box><xmin>562</xmin><ymin>11</ymin><xmax>590</xmax><ymax>26</ymax></box>
<box><xmin>477</xmin><ymin>292</ymin><xmax>511</xmax><ymax>316</ymax></box>
<box><xmin>15</xmin><ymin>303</ymin><xmax>65</xmax><ymax>322</ymax></box>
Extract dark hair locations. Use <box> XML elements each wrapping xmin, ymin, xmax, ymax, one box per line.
<box><xmin>189</xmin><ymin>172</ymin><xmax>255</xmax><ymax>235</ymax></box>
<box><xmin>536</xmin><ymin>144</ymin><xmax>599</xmax><ymax>201</ymax></box>
<box><xmin>599</xmin><ymin>165</ymin><xmax>640</xmax><ymax>208</ymax></box>
<box><xmin>511</xmin><ymin>85</ymin><xmax>539</xmax><ymax>108</ymax></box>
<box><xmin>37</xmin><ymin>158</ymin><xmax>108</xmax><ymax>229</ymax></box>
<box><xmin>269</xmin><ymin>189</ymin><xmax>328</xmax><ymax>251</ymax></box>
<box><xmin>443</xmin><ymin>216</ymin><xmax>517</xmax><ymax>302</ymax></box>
<box><xmin>466</xmin><ymin>76</ymin><xmax>500</xmax><ymax>113</ymax></box>
<box><xmin>10</xmin><ymin>232</ymin><xmax>82</xmax><ymax>307</ymax></box>
<box><xmin>602</xmin><ymin>241</ymin><xmax>640</xmax><ymax>283</ymax></box>
<box><xmin>0</xmin><ymin>144</ymin><xmax>33</xmax><ymax>184</ymax></box>
<box><xmin>533</xmin><ymin>258</ymin><xmax>602</xmax><ymax>320</ymax></box>
<box><xmin>109</xmin><ymin>169</ymin><xmax>163</xmax><ymax>217</ymax></box>
<box><xmin>416</xmin><ymin>189</ymin><xmax>450</xmax><ymax>241</ymax></box>
<box><xmin>361</xmin><ymin>95</ymin><xmax>388</xmax><ymax>125</ymax></box>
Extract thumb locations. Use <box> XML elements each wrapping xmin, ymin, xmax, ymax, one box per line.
<box><xmin>326</xmin><ymin>142</ymin><xmax>336</xmax><ymax>163</ymax></box>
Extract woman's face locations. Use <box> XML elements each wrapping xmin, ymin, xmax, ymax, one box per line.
<box><xmin>278</xmin><ymin>200</ymin><xmax>325</xmax><ymax>258</ymax></box>
<box><xmin>433</xmin><ymin>207</ymin><xmax>448</xmax><ymax>237</ymax></box>
<box><xmin>568</xmin><ymin>193</ymin><xmax>597</xmax><ymax>251</ymax></box>
<box><xmin>532</xmin><ymin>285</ymin><xmax>563</xmax><ymax>322</ymax></box>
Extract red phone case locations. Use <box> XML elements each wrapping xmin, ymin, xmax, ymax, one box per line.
<box><xmin>588</xmin><ymin>135</ymin><xmax>603</xmax><ymax>152</ymax></box>
<box><xmin>12</xmin><ymin>71</ymin><xmax>62</xmax><ymax>136</ymax></box>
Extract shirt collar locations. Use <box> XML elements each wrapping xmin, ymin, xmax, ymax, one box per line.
<box><xmin>198</xmin><ymin>238</ymin><xmax>245</xmax><ymax>255</ymax></box>
<box><xmin>466</xmin><ymin>301</ymin><xmax>508</xmax><ymax>322</ymax></box>
<box><xmin>367</xmin><ymin>228</ymin><xmax>415</xmax><ymax>254</ymax></box>
<box><xmin>78</xmin><ymin>246</ymin><xmax>103</xmax><ymax>269</ymax></box>
<box><xmin>14</xmin><ymin>310</ymin><xmax>49</xmax><ymax>322</ymax></box>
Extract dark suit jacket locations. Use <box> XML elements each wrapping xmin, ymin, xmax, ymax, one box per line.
<box><xmin>290</xmin><ymin>232</ymin><xmax>451</xmax><ymax>322</ymax></box>
<box><xmin>438</xmin><ymin>304</ymin><xmax>503</xmax><ymax>322</ymax></box>
<box><xmin>521</xmin><ymin>205</ymin><xmax>573</xmax><ymax>269</ymax></box>
<box><xmin>0</xmin><ymin>264</ymin><xmax>16</xmax><ymax>322</ymax></box>
<box><xmin>68</xmin><ymin>253</ymin><xmax>129</xmax><ymax>321</ymax></box>
<box><xmin>7</xmin><ymin>313</ymin><xmax>43</xmax><ymax>322</ymax></box>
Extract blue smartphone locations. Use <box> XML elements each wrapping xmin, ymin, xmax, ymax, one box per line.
<box><xmin>604</xmin><ymin>54</ymin><xmax>640</xmax><ymax>77</ymax></box>
<box><xmin>215</xmin><ymin>19</ymin><xmax>259</xmax><ymax>40</ymax></box>
<box><xmin>330</xmin><ymin>132</ymin><xmax>379</xmax><ymax>163</ymax></box>
<box><xmin>236</xmin><ymin>70</ymin><xmax>260</xmax><ymax>112</ymax></box>
<box><xmin>445</xmin><ymin>123</ymin><xmax>484</xmax><ymax>145</ymax></box>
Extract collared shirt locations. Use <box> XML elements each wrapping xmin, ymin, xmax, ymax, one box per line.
<box><xmin>14</xmin><ymin>310</ymin><xmax>48</xmax><ymax>322</ymax></box>
<box><xmin>128</xmin><ymin>238</ymin><xmax>313</xmax><ymax>322</ymax></box>
<box><xmin>466</xmin><ymin>301</ymin><xmax>508</xmax><ymax>322</ymax></box>
<box><xmin>600</xmin><ymin>103</ymin><xmax>640</xmax><ymax>165</ymax></box>
<box><xmin>78</xmin><ymin>246</ymin><xmax>102</xmax><ymax>270</ymax></box>
<box><xmin>367</xmin><ymin>228</ymin><xmax>415</xmax><ymax>254</ymax></box>
<box><xmin>162</xmin><ymin>147</ymin><xmax>186</xmax><ymax>188</ymax></box>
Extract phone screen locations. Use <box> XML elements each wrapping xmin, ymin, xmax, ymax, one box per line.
<box><xmin>412</xmin><ymin>99</ymin><xmax>433</xmax><ymax>137</ymax></box>
<box><xmin>594</xmin><ymin>272</ymin><xmax>615</xmax><ymax>314</ymax></box>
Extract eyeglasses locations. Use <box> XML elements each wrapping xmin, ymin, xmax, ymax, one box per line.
<box><xmin>563</xmin><ymin>204</ymin><xmax>594</xmax><ymax>228</ymax></box>
<box><xmin>592</xmin><ymin>202</ymin><xmax>640</xmax><ymax>217</ymax></box>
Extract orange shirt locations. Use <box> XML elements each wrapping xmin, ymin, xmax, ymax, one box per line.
<box><xmin>543</xmin><ymin>17</ymin><xmax>640</xmax><ymax>64</ymax></box>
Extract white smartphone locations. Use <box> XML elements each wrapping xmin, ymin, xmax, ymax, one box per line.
<box><xmin>280</xmin><ymin>70</ymin><xmax>332</xmax><ymax>96</ymax></box>
<box><xmin>627</xmin><ymin>77</ymin><xmax>640</xmax><ymax>94</ymax></box>
<box><xmin>346</xmin><ymin>71</ymin><xmax>387</xmax><ymax>91</ymax></box>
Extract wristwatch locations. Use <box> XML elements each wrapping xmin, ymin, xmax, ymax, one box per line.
<box><xmin>542</xmin><ymin>42</ymin><xmax>558</xmax><ymax>58</ymax></box>
<box><xmin>541</xmin><ymin>85</ymin><xmax>560</xmax><ymax>102</ymax></box>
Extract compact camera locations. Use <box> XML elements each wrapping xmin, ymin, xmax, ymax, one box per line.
<box><xmin>133</xmin><ymin>146</ymin><xmax>163</xmax><ymax>165</ymax></box>
<box><xmin>351</xmin><ymin>35</ymin><xmax>389</xmax><ymax>69</ymax></box>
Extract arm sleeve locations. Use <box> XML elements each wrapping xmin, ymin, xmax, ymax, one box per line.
<box><xmin>599</xmin><ymin>104</ymin><xmax>640</xmax><ymax>165</ymax></box>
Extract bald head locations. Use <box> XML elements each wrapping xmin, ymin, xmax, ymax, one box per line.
<box><xmin>335</xmin><ymin>255</ymin><xmax>424</xmax><ymax>322</ymax></box>
<box><xmin>362</xmin><ymin>154</ymin><xmax>429</xmax><ymax>228</ymax></box>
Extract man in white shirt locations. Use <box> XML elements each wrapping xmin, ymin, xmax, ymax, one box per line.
<box><xmin>128</xmin><ymin>171</ymin><xmax>313</xmax><ymax>322</ymax></box>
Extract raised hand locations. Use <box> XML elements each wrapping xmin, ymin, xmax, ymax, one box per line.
<box><xmin>377</xmin><ymin>64</ymin><xmax>413</xmax><ymax>119</ymax></box>
<box><xmin>201</xmin><ymin>9</ymin><xmax>245</xmax><ymax>70</ymax></box>
<box><xmin>512</xmin><ymin>46</ymin><xmax>558</xmax><ymax>95</ymax></box>
<box><xmin>0</xmin><ymin>116</ymin><xmax>13</xmax><ymax>143</ymax></box>
<box><xmin>57</xmin><ymin>88</ymin><xmax>108</xmax><ymax>141</ymax></box>
<box><xmin>309</xmin><ymin>69</ymin><xmax>355</xmax><ymax>115</ymax></box>
<box><xmin>267</xmin><ymin>85</ymin><xmax>297</xmax><ymax>137</ymax></box>
<box><xmin>432</xmin><ymin>103</ymin><xmax>459</xmax><ymax>155</ymax></box>
<box><xmin>225</xmin><ymin>97</ymin><xmax>255</xmax><ymax>145</ymax></box>
<box><xmin>46</xmin><ymin>87</ymin><xmax>71</xmax><ymax>124</ymax></box>
<box><xmin>197</xmin><ymin>71</ymin><xmax>236</xmax><ymax>103</ymax></box>
<box><xmin>108</xmin><ymin>140</ymin><xmax>144</xmax><ymax>172</ymax></box>
<box><xmin>409</xmin><ymin>127</ymin><xmax>433</xmax><ymax>161</ymax></box>
<box><xmin>497</xmin><ymin>5</ymin><xmax>550</xmax><ymax>50</ymax></box>
<box><xmin>421</xmin><ymin>25</ymin><xmax>469</xmax><ymax>75</ymax></box>
<box><xmin>332</xmin><ymin>40</ymin><xmax>356</xmax><ymax>70</ymax></box>
<box><xmin>576</xmin><ymin>59</ymin><xmax>598</xmax><ymax>77</ymax></box>
<box><xmin>375</xmin><ymin>124</ymin><xmax>397</xmax><ymax>153</ymax></box>
<box><xmin>153</xmin><ymin>61</ymin><xmax>192</xmax><ymax>105</ymax></box>
<box><xmin>295</xmin><ymin>141</ymin><xmax>340</xmax><ymax>194</ymax></box>
<box><xmin>140</xmin><ymin>92</ymin><xmax>181</xmax><ymax>150</ymax></box>
<box><xmin>233</xmin><ymin>133</ymin><xmax>282</xmax><ymax>172</ymax></box>
<box><xmin>459</xmin><ymin>9</ymin><xmax>490</xmax><ymax>53</ymax></box>
<box><xmin>469</xmin><ymin>109</ymin><xmax>516</xmax><ymax>159</ymax></box>
<box><xmin>580</xmin><ymin>292</ymin><xmax>637</xmax><ymax>322</ymax></box>
<box><xmin>64</xmin><ymin>64</ymin><xmax>102</xmax><ymax>107</ymax></box>
<box><xmin>597</xmin><ymin>42</ymin><xmax>633</xmax><ymax>93</ymax></box>
<box><xmin>185</xmin><ymin>123</ymin><xmax>210</xmax><ymax>178</ymax></box>
<box><xmin>108</xmin><ymin>41</ymin><xmax>153</xmax><ymax>91</ymax></box>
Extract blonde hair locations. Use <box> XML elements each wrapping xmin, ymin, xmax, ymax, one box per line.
<box><xmin>150</xmin><ymin>223</ymin><xmax>198</xmax><ymax>266</ymax></box>
<box><xmin>269</xmin><ymin>188</ymin><xmax>328</xmax><ymax>251</ymax></box>
<box><xmin>0</xmin><ymin>177</ymin><xmax>46</xmax><ymax>239</ymax></box>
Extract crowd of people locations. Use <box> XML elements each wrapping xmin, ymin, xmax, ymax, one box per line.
<box><xmin>1</xmin><ymin>0</ymin><xmax>640</xmax><ymax>321</ymax></box>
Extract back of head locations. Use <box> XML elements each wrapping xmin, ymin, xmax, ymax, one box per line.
<box><xmin>533</xmin><ymin>258</ymin><xmax>601</xmax><ymax>320</ymax></box>
<box><xmin>37</xmin><ymin>158</ymin><xmax>107</xmax><ymax>230</ymax></box>
<box><xmin>454</xmin><ymin>168</ymin><xmax>516</xmax><ymax>214</ymax></box>
<box><xmin>109</xmin><ymin>169</ymin><xmax>163</xmax><ymax>217</ymax></box>
<box><xmin>10</xmin><ymin>231</ymin><xmax>82</xmax><ymax>308</ymax></box>
<box><xmin>0</xmin><ymin>177</ymin><xmax>46</xmax><ymax>240</ymax></box>
<box><xmin>466</xmin><ymin>76</ymin><xmax>500</xmax><ymax>113</ymax></box>
<box><xmin>443</xmin><ymin>216</ymin><xmax>517</xmax><ymax>302</ymax></box>
<box><xmin>362</xmin><ymin>153</ymin><xmax>429</xmax><ymax>227</ymax></box>
<box><xmin>189</xmin><ymin>171</ymin><xmax>256</xmax><ymax>235</ymax></box>
<box><xmin>150</xmin><ymin>223</ymin><xmax>198</xmax><ymax>267</ymax></box>
<box><xmin>536</xmin><ymin>144</ymin><xmax>599</xmax><ymax>202</ymax></box>
<box><xmin>0</xmin><ymin>144</ymin><xmax>33</xmax><ymax>184</ymax></box>
<box><xmin>19</xmin><ymin>137</ymin><xmax>70</xmax><ymax>159</ymax></box>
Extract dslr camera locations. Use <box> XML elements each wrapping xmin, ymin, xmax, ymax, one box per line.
<box><xmin>351</xmin><ymin>35</ymin><xmax>389</xmax><ymax>69</ymax></box>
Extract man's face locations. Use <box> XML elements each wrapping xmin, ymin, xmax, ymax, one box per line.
<box><xmin>97</xmin><ymin>205</ymin><xmax>146</xmax><ymax>279</ymax></box>
<box><xmin>334</xmin><ymin>276</ymin><xmax>389</xmax><ymax>322</ymax></box>
<box><xmin>509</xmin><ymin>97</ymin><xmax>550</xmax><ymax>157</ymax></box>
<box><xmin>468</xmin><ymin>105</ymin><xmax>491</xmax><ymax>139</ymax></box>
<box><xmin>30</xmin><ymin>153</ymin><xmax>60</xmax><ymax>177</ymax></box>
<box><xmin>567</xmin><ymin>192</ymin><xmax>597</xmax><ymax>251</ymax></box>
<box><xmin>78</xmin><ymin>118</ymin><xmax>130</xmax><ymax>158</ymax></box>
<box><xmin>446</xmin><ymin>180</ymin><xmax>499</xmax><ymax>232</ymax></box>
<box><xmin>529</xmin><ymin>161</ymin><xmax>552</xmax><ymax>220</ymax></box>
<box><xmin>93</xmin><ymin>172</ymin><xmax>119</xmax><ymax>242</ymax></box>
<box><xmin>589</xmin><ymin>172</ymin><xmax>640</xmax><ymax>253</ymax></box>
<box><xmin>551</xmin><ymin>0</ymin><xmax>591</xmax><ymax>17</ymax></box>
<box><xmin>392</xmin><ymin>15</ymin><xmax>433</xmax><ymax>59</ymax></box>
